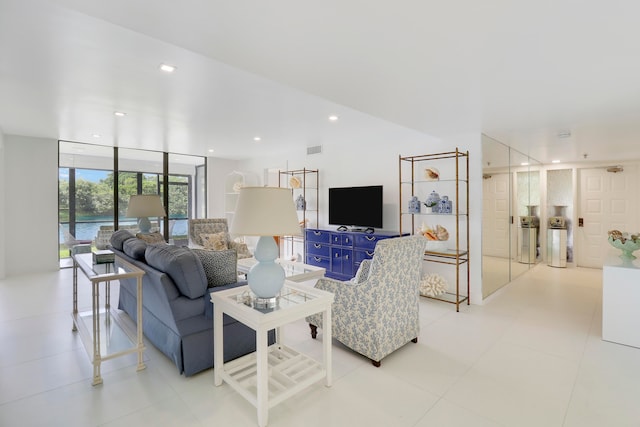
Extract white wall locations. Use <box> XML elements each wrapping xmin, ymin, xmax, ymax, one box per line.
<box><xmin>237</xmin><ymin>128</ymin><xmax>446</xmax><ymax>232</ymax></box>
<box><xmin>4</xmin><ymin>135</ymin><xmax>59</xmax><ymax>276</ymax></box>
<box><xmin>0</xmin><ymin>128</ymin><xmax>5</xmax><ymax>279</ymax></box>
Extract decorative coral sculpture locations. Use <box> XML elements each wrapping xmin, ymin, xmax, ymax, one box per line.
<box><xmin>420</xmin><ymin>273</ymin><xmax>448</xmax><ymax>297</ymax></box>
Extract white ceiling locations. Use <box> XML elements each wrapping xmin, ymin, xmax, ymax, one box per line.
<box><xmin>2</xmin><ymin>0</ymin><xmax>640</xmax><ymax>164</ymax></box>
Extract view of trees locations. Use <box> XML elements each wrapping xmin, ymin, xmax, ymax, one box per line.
<box><xmin>59</xmin><ymin>170</ymin><xmax>189</xmax><ymax>220</ymax></box>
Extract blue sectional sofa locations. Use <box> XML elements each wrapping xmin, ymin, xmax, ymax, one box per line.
<box><xmin>109</xmin><ymin>230</ymin><xmax>270</xmax><ymax>377</ymax></box>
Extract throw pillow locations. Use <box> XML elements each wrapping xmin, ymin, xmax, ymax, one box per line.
<box><xmin>110</xmin><ymin>229</ymin><xmax>135</xmax><ymax>251</ymax></box>
<box><xmin>200</xmin><ymin>232</ymin><xmax>228</xmax><ymax>251</ymax></box>
<box><xmin>192</xmin><ymin>249</ymin><xmax>238</xmax><ymax>287</ymax></box>
<box><xmin>123</xmin><ymin>238</ymin><xmax>147</xmax><ymax>261</ymax></box>
<box><xmin>145</xmin><ymin>245</ymin><xmax>208</xmax><ymax>299</ymax></box>
<box><xmin>136</xmin><ymin>232</ymin><xmax>166</xmax><ymax>245</ymax></box>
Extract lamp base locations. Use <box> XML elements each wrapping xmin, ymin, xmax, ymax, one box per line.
<box><xmin>248</xmin><ymin>236</ymin><xmax>285</xmax><ymax>298</ymax></box>
<box><xmin>137</xmin><ymin>217</ymin><xmax>152</xmax><ymax>233</ymax></box>
<box><xmin>253</xmin><ymin>296</ymin><xmax>278</xmax><ymax>309</ymax></box>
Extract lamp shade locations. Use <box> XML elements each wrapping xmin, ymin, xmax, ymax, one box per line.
<box><xmin>126</xmin><ymin>194</ymin><xmax>167</xmax><ymax>218</ymax></box>
<box><xmin>230</xmin><ymin>187</ymin><xmax>301</xmax><ymax>237</ymax></box>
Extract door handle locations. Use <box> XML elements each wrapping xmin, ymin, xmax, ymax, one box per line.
<box><xmin>578</xmin><ymin>218</ymin><xmax>584</xmax><ymax>227</ymax></box>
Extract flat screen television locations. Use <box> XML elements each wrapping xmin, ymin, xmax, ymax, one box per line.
<box><xmin>328</xmin><ymin>185</ymin><xmax>383</xmax><ymax>229</ymax></box>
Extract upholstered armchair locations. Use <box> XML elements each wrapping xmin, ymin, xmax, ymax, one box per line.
<box><xmin>188</xmin><ymin>218</ymin><xmax>253</xmax><ymax>259</ymax></box>
<box><xmin>307</xmin><ymin>235</ymin><xmax>427</xmax><ymax>366</ymax></box>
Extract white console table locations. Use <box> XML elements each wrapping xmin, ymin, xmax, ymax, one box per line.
<box><xmin>602</xmin><ymin>252</ymin><xmax>640</xmax><ymax>349</ymax></box>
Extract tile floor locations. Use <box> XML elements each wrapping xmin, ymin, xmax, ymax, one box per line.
<box><xmin>1</xmin><ymin>264</ymin><xmax>639</xmax><ymax>426</ymax></box>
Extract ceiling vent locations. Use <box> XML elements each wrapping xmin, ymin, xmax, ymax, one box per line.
<box><xmin>606</xmin><ymin>165</ymin><xmax>624</xmax><ymax>173</ymax></box>
<box><xmin>557</xmin><ymin>130</ymin><xmax>572</xmax><ymax>138</ymax></box>
<box><xmin>307</xmin><ymin>145</ymin><xmax>322</xmax><ymax>155</ymax></box>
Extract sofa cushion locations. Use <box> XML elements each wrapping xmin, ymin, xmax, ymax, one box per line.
<box><xmin>123</xmin><ymin>238</ymin><xmax>147</xmax><ymax>261</ymax></box>
<box><xmin>145</xmin><ymin>245</ymin><xmax>208</xmax><ymax>299</ymax></box>
<box><xmin>136</xmin><ymin>232</ymin><xmax>166</xmax><ymax>244</ymax></box>
<box><xmin>192</xmin><ymin>249</ymin><xmax>237</xmax><ymax>287</ymax></box>
<box><xmin>110</xmin><ymin>229</ymin><xmax>135</xmax><ymax>251</ymax></box>
<box><xmin>200</xmin><ymin>232</ymin><xmax>228</xmax><ymax>251</ymax></box>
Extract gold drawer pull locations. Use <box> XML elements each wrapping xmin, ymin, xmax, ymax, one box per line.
<box><xmin>365</xmin><ymin>236</ymin><xmax>376</xmax><ymax>241</ymax></box>
<box><xmin>314</xmin><ymin>243</ymin><xmax>321</xmax><ymax>248</ymax></box>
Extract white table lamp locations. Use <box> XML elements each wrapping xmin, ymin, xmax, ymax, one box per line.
<box><xmin>126</xmin><ymin>194</ymin><xmax>167</xmax><ymax>233</ymax></box>
<box><xmin>230</xmin><ymin>187</ymin><xmax>302</xmax><ymax>299</ymax></box>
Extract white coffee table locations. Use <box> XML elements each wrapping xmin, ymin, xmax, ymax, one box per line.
<box><xmin>211</xmin><ymin>283</ymin><xmax>333</xmax><ymax>427</ymax></box>
<box><xmin>237</xmin><ymin>257</ymin><xmax>326</xmax><ymax>282</ymax></box>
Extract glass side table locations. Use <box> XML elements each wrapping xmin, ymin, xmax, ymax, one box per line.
<box><xmin>211</xmin><ymin>282</ymin><xmax>334</xmax><ymax>427</ymax></box>
<box><xmin>72</xmin><ymin>252</ymin><xmax>146</xmax><ymax>385</ymax></box>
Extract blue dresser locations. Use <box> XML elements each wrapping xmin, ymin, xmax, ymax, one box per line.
<box><xmin>305</xmin><ymin>228</ymin><xmax>406</xmax><ymax>280</ymax></box>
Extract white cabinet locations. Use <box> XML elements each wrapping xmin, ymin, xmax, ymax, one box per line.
<box><xmin>602</xmin><ymin>253</ymin><xmax>640</xmax><ymax>348</ymax></box>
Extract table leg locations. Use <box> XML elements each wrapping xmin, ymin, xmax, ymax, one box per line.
<box><xmin>213</xmin><ymin>304</ymin><xmax>224</xmax><ymax>386</ymax></box>
<box><xmin>92</xmin><ymin>280</ymin><xmax>103</xmax><ymax>386</ymax></box>
<box><xmin>323</xmin><ymin>307</ymin><xmax>332</xmax><ymax>387</ymax></box>
<box><xmin>256</xmin><ymin>328</ymin><xmax>269</xmax><ymax>427</ymax></box>
<box><xmin>72</xmin><ymin>261</ymin><xmax>78</xmax><ymax>331</ymax></box>
<box><xmin>135</xmin><ymin>275</ymin><xmax>146</xmax><ymax>371</ymax></box>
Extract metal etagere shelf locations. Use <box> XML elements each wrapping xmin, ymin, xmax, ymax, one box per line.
<box><xmin>278</xmin><ymin>168</ymin><xmax>319</xmax><ymax>261</ymax></box>
<box><xmin>399</xmin><ymin>148</ymin><xmax>470</xmax><ymax>311</ymax></box>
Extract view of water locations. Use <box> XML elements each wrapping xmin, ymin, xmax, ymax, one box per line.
<box><xmin>59</xmin><ymin>219</ymin><xmax>189</xmax><ymax>243</ymax></box>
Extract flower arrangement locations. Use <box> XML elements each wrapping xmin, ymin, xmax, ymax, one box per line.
<box><xmin>420</xmin><ymin>273</ymin><xmax>448</xmax><ymax>297</ymax></box>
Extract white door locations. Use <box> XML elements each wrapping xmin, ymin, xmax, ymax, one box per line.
<box><xmin>577</xmin><ymin>166</ymin><xmax>638</xmax><ymax>268</ymax></box>
<box><xmin>482</xmin><ymin>173</ymin><xmax>510</xmax><ymax>258</ymax></box>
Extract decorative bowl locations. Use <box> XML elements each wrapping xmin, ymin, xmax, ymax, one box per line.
<box><xmin>608</xmin><ymin>236</ymin><xmax>640</xmax><ymax>259</ymax></box>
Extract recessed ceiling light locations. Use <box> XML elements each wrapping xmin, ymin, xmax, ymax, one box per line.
<box><xmin>208</xmin><ymin>149</ymin><xmax>214</xmax><ymax>153</ymax></box>
<box><xmin>92</xmin><ymin>134</ymin><xmax>100</xmax><ymax>138</ymax></box>
<box><xmin>254</xmin><ymin>137</ymin><xmax>261</xmax><ymax>142</ymax></box>
<box><xmin>552</xmin><ymin>159</ymin><xmax>561</xmax><ymax>164</ymax></box>
<box><xmin>521</xmin><ymin>162</ymin><xmax>529</xmax><ymax>166</ymax></box>
<box><xmin>159</xmin><ymin>63</ymin><xmax>176</xmax><ymax>73</ymax></box>
<box><xmin>328</xmin><ymin>115</ymin><xmax>339</xmax><ymax>121</ymax></box>
<box><xmin>114</xmin><ymin>111</ymin><xmax>126</xmax><ymax>117</ymax></box>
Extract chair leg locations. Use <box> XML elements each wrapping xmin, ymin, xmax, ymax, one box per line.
<box><xmin>412</xmin><ymin>337</ymin><xmax>418</xmax><ymax>343</ymax></box>
<box><xmin>309</xmin><ymin>324</ymin><xmax>317</xmax><ymax>339</ymax></box>
<box><xmin>371</xmin><ymin>359</ymin><xmax>381</xmax><ymax>367</ymax></box>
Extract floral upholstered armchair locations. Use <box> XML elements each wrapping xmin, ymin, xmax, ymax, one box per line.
<box><xmin>188</xmin><ymin>218</ymin><xmax>253</xmax><ymax>259</ymax></box>
<box><xmin>307</xmin><ymin>235</ymin><xmax>427</xmax><ymax>366</ymax></box>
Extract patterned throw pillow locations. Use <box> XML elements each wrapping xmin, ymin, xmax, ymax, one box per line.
<box><xmin>200</xmin><ymin>232</ymin><xmax>228</xmax><ymax>251</ymax></box>
<box><xmin>192</xmin><ymin>249</ymin><xmax>237</xmax><ymax>287</ymax></box>
<box><xmin>136</xmin><ymin>232</ymin><xmax>166</xmax><ymax>244</ymax></box>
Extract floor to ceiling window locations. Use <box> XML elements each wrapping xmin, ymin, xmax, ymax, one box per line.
<box><xmin>58</xmin><ymin>141</ymin><xmax>206</xmax><ymax>265</ymax></box>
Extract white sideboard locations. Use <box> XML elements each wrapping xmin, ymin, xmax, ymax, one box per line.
<box><xmin>602</xmin><ymin>252</ymin><xmax>640</xmax><ymax>348</ymax></box>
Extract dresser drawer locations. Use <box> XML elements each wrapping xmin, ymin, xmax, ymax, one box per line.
<box><xmin>305</xmin><ymin>229</ymin><xmax>330</xmax><ymax>244</ymax></box>
<box><xmin>306</xmin><ymin>255</ymin><xmax>330</xmax><ymax>270</ymax></box>
<box><xmin>354</xmin><ymin>234</ymin><xmax>391</xmax><ymax>251</ymax></box>
<box><xmin>330</xmin><ymin>233</ymin><xmax>354</xmax><ymax>247</ymax></box>
<box><xmin>354</xmin><ymin>248</ymin><xmax>376</xmax><ymax>264</ymax></box>
<box><xmin>306</xmin><ymin>241</ymin><xmax>330</xmax><ymax>257</ymax></box>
